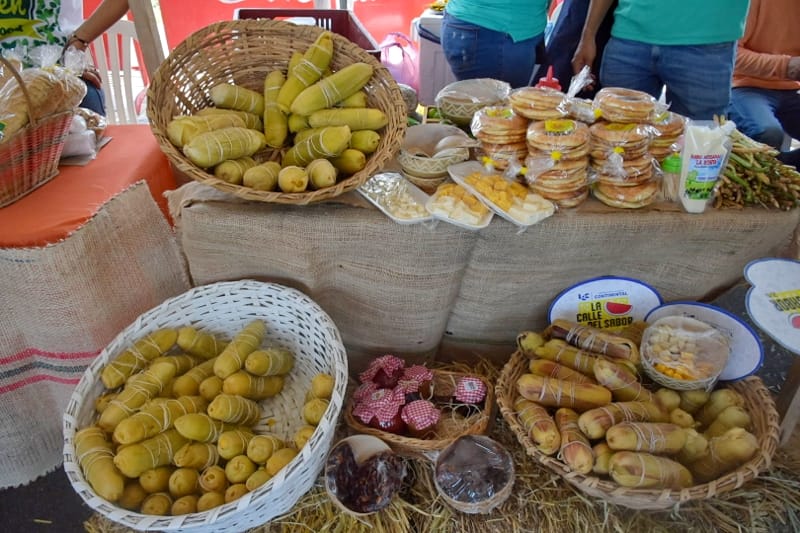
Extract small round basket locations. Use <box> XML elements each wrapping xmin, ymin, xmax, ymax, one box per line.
<box><xmin>63</xmin><ymin>281</ymin><xmax>349</xmax><ymax>532</ymax></box>
<box><xmin>496</xmin><ymin>350</ymin><xmax>780</xmax><ymax>510</ymax></box>
<box><xmin>147</xmin><ymin>19</ymin><xmax>407</xmax><ymax>205</ymax></box>
<box><xmin>433</xmin><ymin>435</ymin><xmax>515</xmax><ymax>514</ymax></box>
<box><xmin>435</xmin><ymin>78</ymin><xmax>511</xmax><ymax>127</ymax></box>
<box><xmin>343</xmin><ymin>369</ymin><xmax>494</xmax><ymax>459</ymax></box>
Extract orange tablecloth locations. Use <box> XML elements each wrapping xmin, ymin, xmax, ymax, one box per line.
<box><xmin>0</xmin><ymin>124</ymin><xmax>176</xmax><ymax>247</ymax></box>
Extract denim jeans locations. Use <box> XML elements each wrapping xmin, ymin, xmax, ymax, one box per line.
<box><xmin>728</xmin><ymin>87</ymin><xmax>800</xmax><ymax>150</ymax></box>
<box><xmin>441</xmin><ymin>13</ymin><xmax>543</xmax><ymax>88</ymax></box>
<box><xmin>600</xmin><ymin>37</ymin><xmax>736</xmax><ymax>120</ymax></box>
<box><xmin>80</xmin><ymin>80</ymin><xmax>106</xmax><ymax>117</ymax></box>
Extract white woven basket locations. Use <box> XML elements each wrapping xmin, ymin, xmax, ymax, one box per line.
<box><xmin>62</xmin><ymin>280</ymin><xmax>349</xmax><ymax>532</ymax></box>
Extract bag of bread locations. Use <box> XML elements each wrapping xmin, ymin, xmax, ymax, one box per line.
<box><xmin>0</xmin><ymin>45</ymin><xmax>86</xmax><ymax>143</ymax></box>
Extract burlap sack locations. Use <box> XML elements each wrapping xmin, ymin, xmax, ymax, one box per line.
<box><xmin>171</xmin><ymin>183</ymin><xmax>800</xmax><ymax>369</ymax></box>
<box><xmin>169</xmin><ymin>182</ymin><xmax>476</xmax><ymax>373</ymax></box>
<box><xmin>0</xmin><ymin>182</ymin><xmax>190</xmax><ymax>488</ymax></box>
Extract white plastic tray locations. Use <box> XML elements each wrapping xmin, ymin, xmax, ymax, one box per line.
<box><xmin>358</xmin><ymin>172</ymin><xmax>434</xmax><ymax>225</ymax></box>
<box><xmin>447</xmin><ymin>161</ymin><xmax>555</xmax><ymax>227</ymax></box>
<box><xmin>425</xmin><ymin>185</ymin><xmax>494</xmax><ymax>231</ymax></box>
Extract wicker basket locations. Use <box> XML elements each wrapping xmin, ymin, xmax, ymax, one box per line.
<box><xmin>63</xmin><ymin>281</ymin><xmax>349</xmax><ymax>532</ymax></box>
<box><xmin>496</xmin><ymin>349</ymin><xmax>780</xmax><ymax>511</ymax></box>
<box><xmin>0</xmin><ymin>56</ymin><xmax>73</xmax><ymax>208</ymax></box>
<box><xmin>343</xmin><ymin>369</ymin><xmax>494</xmax><ymax>458</ymax></box>
<box><xmin>146</xmin><ymin>19</ymin><xmax>407</xmax><ymax>205</ymax></box>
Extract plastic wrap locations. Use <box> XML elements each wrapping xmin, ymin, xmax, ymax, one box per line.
<box><xmin>470</xmin><ymin>105</ymin><xmax>528</xmax><ymax>169</ymax></box>
<box><xmin>648</xmin><ymin>111</ymin><xmax>686</xmax><ymax>162</ymax></box>
<box><xmin>559</xmin><ymin>66</ymin><xmax>600</xmax><ymax>124</ymax></box>
<box><xmin>426</xmin><ymin>182</ymin><xmax>493</xmax><ymax>230</ymax></box>
<box><xmin>61</xmin><ymin>129</ymin><xmax>97</xmax><ymax>159</ymax></box>
<box><xmin>523</xmin><ymin>119</ymin><xmax>591</xmax><ymax>208</ymax></box>
<box><xmin>434</xmin><ymin>435</ymin><xmax>514</xmax><ymax>506</ymax></box>
<box><xmin>594</xmin><ymin>87</ymin><xmax>662</xmax><ymax>124</ymax></box>
<box><xmin>641</xmin><ymin>316</ymin><xmax>731</xmax><ymax>390</ymax></box>
<box><xmin>508</xmin><ymin>86</ymin><xmax>566</xmax><ymax>120</ymax></box>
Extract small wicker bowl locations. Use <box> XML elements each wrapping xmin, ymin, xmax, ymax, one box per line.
<box><xmin>397</xmin><ymin>124</ymin><xmax>472</xmax><ymax>178</ymax></box>
<box><xmin>343</xmin><ymin>369</ymin><xmax>494</xmax><ymax>459</ymax></box>
<box><xmin>435</xmin><ymin>78</ymin><xmax>511</xmax><ymax>127</ymax></box>
<box><xmin>433</xmin><ymin>435</ymin><xmax>515</xmax><ymax>514</ymax></box>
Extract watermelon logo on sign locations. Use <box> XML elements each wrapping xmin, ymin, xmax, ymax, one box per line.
<box><xmin>605</xmin><ymin>301</ymin><xmax>632</xmax><ymax>315</ymax></box>
<box><xmin>791</xmin><ymin>314</ymin><xmax>800</xmax><ymax>329</ymax></box>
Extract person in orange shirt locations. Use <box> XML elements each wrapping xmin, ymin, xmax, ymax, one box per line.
<box><xmin>728</xmin><ymin>0</ymin><xmax>800</xmax><ymax>165</ymax></box>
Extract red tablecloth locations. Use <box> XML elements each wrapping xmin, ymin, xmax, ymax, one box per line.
<box><xmin>0</xmin><ymin>124</ymin><xmax>176</xmax><ymax>247</ymax></box>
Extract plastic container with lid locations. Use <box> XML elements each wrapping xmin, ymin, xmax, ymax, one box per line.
<box><xmin>659</xmin><ymin>152</ymin><xmax>682</xmax><ymax>203</ymax></box>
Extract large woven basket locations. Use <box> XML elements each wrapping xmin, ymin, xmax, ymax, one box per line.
<box><xmin>343</xmin><ymin>369</ymin><xmax>494</xmax><ymax>458</ymax></box>
<box><xmin>496</xmin><ymin>349</ymin><xmax>780</xmax><ymax>511</ymax></box>
<box><xmin>147</xmin><ymin>19</ymin><xmax>407</xmax><ymax>205</ymax></box>
<box><xmin>0</xmin><ymin>56</ymin><xmax>73</xmax><ymax>207</ymax></box>
<box><xmin>63</xmin><ymin>281</ymin><xmax>349</xmax><ymax>532</ymax></box>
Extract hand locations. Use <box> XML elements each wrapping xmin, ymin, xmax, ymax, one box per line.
<box><xmin>81</xmin><ymin>66</ymin><xmax>102</xmax><ymax>89</ymax></box>
<box><xmin>571</xmin><ymin>38</ymin><xmax>598</xmax><ymax>91</ymax></box>
<box><xmin>788</xmin><ymin>57</ymin><xmax>800</xmax><ymax>81</ymax></box>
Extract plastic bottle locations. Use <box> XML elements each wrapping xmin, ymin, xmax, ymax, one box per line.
<box><xmin>679</xmin><ymin>121</ymin><xmax>736</xmax><ymax>213</ymax></box>
<box><xmin>660</xmin><ymin>153</ymin><xmax>682</xmax><ymax>203</ymax></box>
<box><xmin>536</xmin><ymin>66</ymin><xmax>561</xmax><ymax>91</ymax></box>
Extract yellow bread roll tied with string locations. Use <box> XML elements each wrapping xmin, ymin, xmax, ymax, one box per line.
<box><xmin>226</xmin><ymin>455</ymin><xmax>257</xmax><ymax>484</ymax></box>
<box><xmin>513</xmin><ymin>397</ymin><xmax>560</xmax><ymax>455</ymax></box>
<box><xmin>113</xmin><ymin>429</ymin><xmax>189</xmax><ymax>478</ymax></box>
<box><xmin>99</xmin><ymin>360</ymin><xmax>179</xmax><ymax>432</ymax></box>
<box><xmin>173</xmin><ymin>441</ymin><xmax>220</xmax><ymax>470</ymax></box>
<box><xmin>74</xmin><ymin>427</ymin><xmax>126</xmax><ymax>502</ymax></box>
<box><xmin>199</xmin><ymin>465</ymin><xmax>229</xmax><ymax>493</ymax></box>
<box><xmin>243</xmin><ymin>161</ymin><xmax>282</xmax><ymax>191</ymax></box>
<box><xmin>679</xmin><ymin>389</ymin><xmax>711</xmax><ymax>415</ymax></box>
<box><xmin>244</xmin><ymin>347</ymin><xmax>294</xmax><ymax>376</ymax></box>
<box><xmin>307</xmin><ymin>158</ymin><xmax>338</xmax><ymax>189</ymax></box>
<box><xmin>293</xmin><ymin>425</ymin><xmax>316</xmax><ymax>450</ymax></box>
<box><xmin>578</xmin><ymin>401</ymin><xmax>668</xmax><ymax>440</ymax></box>
<box><xmin>689</xmin><ymin>427</ymin><xmax>758</xmax><ymax>483</ymax></box>
<box><xmin>677</xmin><ymin>428</ymin><xmax>709</xmax><ymax>465</ymax></box>
<box><xmin>516</xmin><ymin>373</ymin><xmax>611</xmax><ymax>411</ymax></box>
<box><xmin>266</xmin><ymin>447</ymin><xmax>298</xmax><ymax>476</ymax></box>
<box><xmin>609</xmin><ymin>451</ymin><xmax>693</xmax><ymax>489</ymax></box>
<box><xmin>217</xmin><ymin>428</ymin><xmax>255</xmax><ymax>460</ymax></box>
<box><xmin>245</xmin><ymin>469</ymin><xmax>272</xmax><ymax>491</ymax></box>
<box><xmin>277</xmin><ymin>165</ymin><xmax>309</xmax><ymax>193</ymax></box>
<box><xmin>593</xmin><ymin>358</ymin><xmax>654</xmax><ymax>403</ymax></box>
<box><xmin>138</xmin><ymin>465</ymin><xmax>174</xmax><ymax>493</ymax></box>
<box><xmin>592</xmin><ymin>442</ymin><xmax>614</xmax><ymax>475</ymax></box>
<box><xmin>307</xmin><ymin>107</ymin><xmax>388</xmax><ymax>131</ymax></box>
<box><xmin>290</xmin><ymin>62</ymin><xmax>374</xmax><ymax>116</ymax></box>
<box><xmin>528</xmin><ymin>358</ymin><xmax>597</xmax><ymax>384</ymax></box>
<box><xmin>520</xmin><ymin>333</ymin><xmax>638</xmax><ymax>377</ymax></box>
<box><xmin>172</xmin><ymin>359</ymin><xmax>217</xmax><ymax>398</ymax></box>
<box><xmin>214</xmin><ymin>156</ymin><xmax>257</xmax><ymax>185</ymax></box>
<box><xmin>704</xmin><ymin>405</ymin><xmax>751</xmax><ymax>439</ymax></box>
<box><xmin>171</xmin><ymin>494</ymin><xmax>199</xmax><ymax>515</ymax></box>
<box><xmin>184</xmin><ymin>127</ymin><xmax>266</xmax><ymax>169</ymax></box>
<box><xmin>213</xmin><ymin>319</ymin><xmax>267</xmax><ymax>379</ymax></box>
<box><xmin>113</xmin><ymin>395</ymin><xmax>208</xmax><ymax>445</ymax></box>
<box><xmin>277</xmin><ymin>31</ymin><xmax>334</xmax><ymax>113</ymax></box>
<box><xmin>263</xmin><ymin>70</ymin><xmax>288</xmax><ymax>149</ymax></box>
<box><xmin>210</xmin><ymin>83</ymin><xmax>265</xmax><ymax>116</ymax></box>
<box><xmin>176</xmin><ymin>327</ymin><xmax>225</xmax><ymax>360</ymax></box>
<box><xmin>140</xmin><ymin>492</ymin><xmax>173</xmax><ymax>515</ymax></box>
<box><xmin>331</xmin><ymin>148</ymin><xmax>367</xmax><ymax>175</ymax></box>
<box><xmin>117</xmin><ymin>480</ymin><xmax>147</xmax><ymax>511</ymax></box>
<box><xmin>225</xmin><ymin>483</ymin><xmax>249</xmax><ymax>503</ymax></box>
<box><xmin>303</xmin><ymin>398</ymin><xmax>329</xmax><ymax>426</ymax></box>
<box><xmin>309</xmin><ymin>373</ymin><xmax>335</xmax><ymax>400</ymax></box>
<box><xmin>199</xmin><ymin>375</ymin><xmax>224</xmax><ymax>401</ymax></box>
<box><xmin>247</xmin><ymin>434</ymin><xmax>285</xmax><ymax>464</ymax></box>
<box><xmin>174</xmin><ymin>413</ymin><xmax>231</xmax><ymax>443</ymax></box>
<box><xmin>606</xmin><ymin>422</ymin><xmax>687</xmax><ymax>454</ymax></box>
<box><xmin>555</xmin><ymin>408</ymin><xmax>594</xmax><ymax>474</ymax></box>
<box><xmin>166</xmin><ymin>113</ymin><xmax>247</xmax><ymax>147</ymax></box>
<box><xmin>195</xmin><ymin>107</ymin><xmax>263</xmax><ymax>130</ymax></box>
<box><xmin>223</xmin><ymin>371</ymin><xmax>285</xmax><ymax>400</ymax></box>
<box><xmin>281</xmin><ymin>125</ymin><xmax>351</xmax><ymax>167</ymax></box>
<box><xmin>196</xmin><ymin>491</ymin><xmax>225</xmax><ymax>512</ymax></box>
<box><xmin>207</xmin><ymin>393</ymin><xmax>261</xmax><ymax>426</ymax></box>
<box><xmin>101</xmin><ymin>329</ymin><xmax>178</xmax><ymax>389</ymax></box>
<box><xmin>696</xmin><ymin>388</ymin><xmax>745</xmax><ymax>428</ymax></box>
<box><xmin>547</xmin><ymin>319</ymin><xmax>640</xmax><ymax>364</ymax></box>
<box><xmin>168</xmin><ymin>467</ymin><xmax>200</xmax><ymax>498</ymax></box>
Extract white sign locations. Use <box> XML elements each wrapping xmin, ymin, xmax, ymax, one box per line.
<box><xmin>745</xmin><ymin>258</ymin><xmax>800</xmax><ymax>355</ymax></box>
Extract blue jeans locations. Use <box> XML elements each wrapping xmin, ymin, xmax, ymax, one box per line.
<box><xmin>441</xmin><ymin>13</ymin><xmax>543</xmax><ymax>88</ymax></box>
<box><xmin>80</xmin><ymin>80</ymin><xmax>106</xmax><ymax>116</ymax></box>
<box><xmin>600</xmin><ymin>37</ymin><xmax>736</xmax><ymax>120</ymax></box>
<box><xmin>728</xmin><ymin>87</ymin><xmax>800</xmax><ymax>150</ymax></box>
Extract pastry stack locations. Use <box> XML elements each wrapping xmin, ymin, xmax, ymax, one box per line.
<box><xmin>525</xmin><ymin>119</ymin><xmax>591</xmax><ymax>208</ymax></box>
<box><xmin>509</xmin><ymin>87</ymin><xmax>566</xmax><ymax>121</ymax></box>
<box><xmin>589</xmin><ymin>88</ymin><xmax>660</xmax><ymax>209</ymax></box>
<box><xmin>648</xmin><ymin>111</ymin><xmax>686</xmax><ymax>162</ymax></box>
<box><xmin>470</xmin><ymin>106</ymin><xmax>529</xmax><ymax>169</ymax></box>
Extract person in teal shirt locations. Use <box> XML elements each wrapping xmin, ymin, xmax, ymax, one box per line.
<box><xmin>442</xmin><ymin>0</ymin><xmax>549</xmax><ymax>88</ymax></box>
<box><xmin>571</xmin><ymin>0</ymin><xmax>750</xmax><ymax>119</ymax></box>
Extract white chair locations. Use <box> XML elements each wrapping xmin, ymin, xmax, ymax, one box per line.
<box><xmin>89</xmin><ymin>19</ymin><xmax>146</xmax><ymax>124</ymax></box>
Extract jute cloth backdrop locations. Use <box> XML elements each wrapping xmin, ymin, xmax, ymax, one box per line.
<box><xmin>170</xmin><ymin>182</ymin><xmax>800</xmax><ymax>371</ymax></box>
<box><xmin>0</xmin><ymin>182</ymin><xmax>191</xmax><ymax>488</ymax></box>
